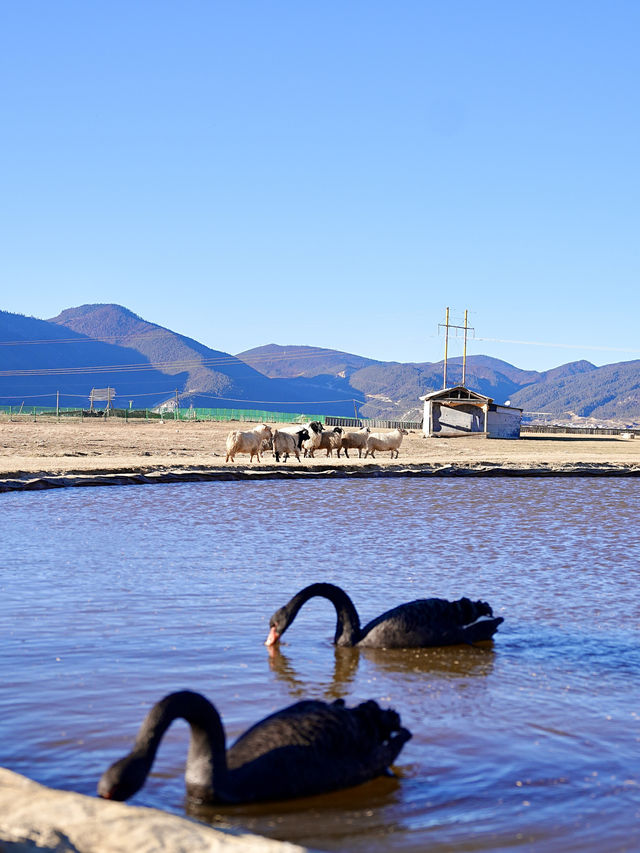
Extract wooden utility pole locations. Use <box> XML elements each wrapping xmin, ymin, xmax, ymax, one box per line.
<box><xmin>438</xmin><ymin>308</ymin><xmax>474</xmax><ymax>389</ymax></box>
<box><xmin>443</xmin><ymin>307</ymin><xmax>450</xmax><ymax>388</ymax></box>
<box><xmin>462</xmin><ymin>309</ymin><xmax>469</xmax><ymax>386</ymax></box>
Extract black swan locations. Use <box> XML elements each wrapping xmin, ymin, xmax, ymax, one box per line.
<box><xmin>265</xmin><ymin>583</ymin><xmax>503</xmax><ymax>648</ymax></box>
<box><xmin>97</xmin><ymin>690</ymin><xmax>411</xmax><ymax>804</ymax></box>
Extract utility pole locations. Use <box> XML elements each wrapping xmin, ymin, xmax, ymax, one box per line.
<box><xmin>443</xmin><ymin>307</ymin><xmax>449</xmax><ymax>389</ymax></box>
<box><xmin>438</xmin><ymin>308</ymin><xmax>475</xmax><ymax>389</ymax></box>
<box><xmin>175</xmin><ymin>389</ymin><xmax>179</xmax><ymax>421</ymax></box>
<box><xmin>462</xmin><ymin>309</ymin><xmax>469</xmax><ymax>386</ymax></box>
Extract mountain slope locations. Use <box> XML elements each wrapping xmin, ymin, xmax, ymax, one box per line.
<box><xmin>3</xmin><ymin>305</ymin><xmax>639</xmax><ymax>425</ymax></box>
<box><xmin>48</xmin><ymin>305</ymin><xmax>356</xmax><ymax>415</ymax></box>
<box><xmin>510</xmin><ymin>359</ymin><xmax>640</xmax><ymax>423</ymax></box>
<box><xmin>237</xmin><ymin>345</ymin><xmax>544</xmax><ymax>419</ymax></box>
<box><xmin>51</xmin><ymin>304</ymin><xmax>260</xmax><ymax>399</ymax></box>
<box><xmin>0</xmin><ymin>310</ymin><xmax>187</xmax><ymax>408</ymax></box>
<box><xmin>236</xmin><ymin>344</ymin><xmax>381</xmax><ymax>379</ymax></box>
<box><xmin>236</xmin><ymin>344</ymin><xmax>640</xmax><ymax>424</ymax></box>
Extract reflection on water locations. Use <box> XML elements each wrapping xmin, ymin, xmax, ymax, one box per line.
<box><xmin>267</xmin><ymin>645</ymin><xmax>359</xmax><ymax>701</ymax></box>
<box><xmin>1</xmin><ymin>478</ymin><xmax>639</xmax><ymax>852</ymax></box>
<box><xmin>267</xmin><ymin>644</ymin><xmax>496</xmax><ymax>703</ymax></box>
<box><xmin>189</xmin><ymin>773</ymin><xmax>405</xmax><ymax>844</ymax></box>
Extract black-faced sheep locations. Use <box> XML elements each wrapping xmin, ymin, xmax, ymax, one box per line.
<box><xmin>272</xmin><ymin>428</ymin><xmax>310</xmax><ymax>463</ymax></box>
<box><xmin>364</xmin><ymin>428</ymin><xmax>408</xmax><ymax>460</ymax></box>
<box><xmin>280</xmin><ymin>421</ymin><xmax>324</xmax><ymax>457</ymax></box>
<box><xmin>225</xmin><ymin>424</ymin><xmax>273</xmax><ymax>463</ymax></box>
<box><xmin>307</xmin><ymin>426</ymin><xmax>343</xmax><ymax>458</ymax></box>
<box><xmin>340</xmin><ymin>427</ymin><xmax>370</xmax><ymax>458</ymax></box>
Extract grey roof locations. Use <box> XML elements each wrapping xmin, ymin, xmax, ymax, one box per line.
<box><xmin>419</xmin><ymin>385</ymin><xmax>494</xmax><ymax>404</ymax></box>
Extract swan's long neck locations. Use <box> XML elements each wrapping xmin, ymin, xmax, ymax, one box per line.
<box><xmin>133</xmin><ymin>691</ymin><xmax>229</xmax><ymax>801</ymax></box>
<box><xmin>286</xmin><ymin>583</ymin><xmax>361</xmax><ymax>646</ymax></box>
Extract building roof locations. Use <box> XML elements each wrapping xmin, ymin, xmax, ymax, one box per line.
<box><xmin>419</xmin><ymin>385</ymin><xmax>494</xmax><ymax>405</ymax></box>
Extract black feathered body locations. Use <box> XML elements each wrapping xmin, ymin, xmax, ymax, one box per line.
<box><xmin>267</xmin><ymin>583</ymin><xmax>503</xmax><ymax>649</ymax></box>
<box><xmin>98</xmin><ymin>691</ymin><xmax>411</xmax><ymax>806</ymax></box>
<box><xmin>356</xmin><ymin>597</ymin><xmax>503</xmax><ymax>648</ymax></box>
<box><xmin>226</xmin><ymin>698</ymin><xmax>409</xmax><ymax>801</ymax></box>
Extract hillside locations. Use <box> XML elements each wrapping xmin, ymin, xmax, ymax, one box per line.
<box><xmin>510</xmin><ymin>359</ymin><xmax>640</xmax><ymax>425</ymax></box>
<box><xmin>0</xmin><ymin>310</ymin><xmax>184</xmax><ymax>409</ymax></box>
<box><xmin>2</xmin><ymin>305</ymin><xmax>639</xmax><ymax>426</ymax></box>
<box><xmin>47</xmin><ymin>305</ymin><xmax>356</xmax><ymax>416</ymax></box>
<box><xmin>237</xmin><ymin>344</ymin><xmax>640</xmax><ymax>426</ymax></box>
<box><xmin>237</xmin><ymin>345</ymin><xmax>545</xmax><ymax>420</ymax></box>
<box><xmin>237</xmin><ymin>344</ymin><xmax>379</xmax><ymax>380</ymax></box>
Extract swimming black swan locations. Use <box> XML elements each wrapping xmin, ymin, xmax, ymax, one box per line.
<box><xmin>265</xmin><ymin>583</ymin><xmax>503</xmax><ymax>648</ymax></box>
<box><xmin>97</xmin><ymin>690</ymin><xmax>411</xmax><ymax>804</ymax></box>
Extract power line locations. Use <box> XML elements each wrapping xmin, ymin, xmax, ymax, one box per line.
<box><xmin>2</xmin><ymin>332</ymin><xmax>639</xmax><ymax>381</ymax></box>
<box><xmin>474</xmin><ymin>337</ymin><xmax>640</xmax><ymax>355</ymax></box>
<box><xmin>0</xmin><ymin>346</ymin><xmax>350</xmax><ymax>378</ymax></box>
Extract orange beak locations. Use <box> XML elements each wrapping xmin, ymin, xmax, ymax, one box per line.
<box><xmin>265</xmin><ymin>626</ymin><xmax>280</xmax><ymax>646</ymax></box>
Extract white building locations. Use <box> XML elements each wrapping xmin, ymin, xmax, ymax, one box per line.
<box><xmin>420</xmin><ymin>385</ymin><xmax>522</xmax><ymax>439</ymax></box>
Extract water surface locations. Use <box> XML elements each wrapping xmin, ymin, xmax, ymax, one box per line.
<box><xmin>1</xmin><ymin>479</ymin><xmax>639</xmax><ymax>851</ymax></box>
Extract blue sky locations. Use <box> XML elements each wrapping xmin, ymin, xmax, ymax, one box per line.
<box><xmin>2</xmin><ymin>1</ymin><xmax>639</xmax><ymax>371</ymax></box>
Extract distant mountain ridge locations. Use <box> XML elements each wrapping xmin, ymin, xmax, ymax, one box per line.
<box><xmin>238</xmin><ymin>344</ymin><xmax>640</xmax><ymax>426</ymax></box>
<box><xmin>48</xmin><ymin>305</ymin><xmax>358</xmax><ymax>416</ymax></box>
<box><xmin>0</xmin><ymin>309</ymin><xmax>185</xmax><ymax>409</ymax></box>
<box><xmin>1</xmin><ymin>304</ymin><xmax>638</xmax><ymax>426</ymax></box>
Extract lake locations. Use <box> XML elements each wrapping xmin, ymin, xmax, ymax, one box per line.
<box><xmin>1</xmin><ymin>478</ymin><xmax>639</xmax><ymax>851</ymax></box>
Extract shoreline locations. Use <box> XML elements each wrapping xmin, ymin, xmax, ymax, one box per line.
<box><xmin>2</xmin><ymin>461</ymin><xmax>640</xmax><ymax>493</ymax></box>
<box><xmin>1</xmin><ymin>419</ymin><xmax>639</xmax><ymax>492</ymax></box>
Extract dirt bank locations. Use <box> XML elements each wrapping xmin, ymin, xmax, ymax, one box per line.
<box><xmin>1</xmin><ymin>418</ymin><xmax>638</xmax><ymax>492</ymax></box>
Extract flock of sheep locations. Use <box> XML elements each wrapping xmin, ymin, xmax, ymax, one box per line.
<box><xmin>224</xmin><ymin>421</ymin><xmax>410</xmax><ymax>464</ymax></box>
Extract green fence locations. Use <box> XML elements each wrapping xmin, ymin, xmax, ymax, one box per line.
<box><xmin>0</xmin><ymin>404</ymin><xmax>326</xmax><ymax>424</ymax></box>
<box><xmin>0</xmin><ymin>405</ymin><xmax>85</xmax><ymax>418</ymax></box>
<box><xmin>168</xmin><ymin>408</ymin><xmax>326</xmax><ymax>423</ymax></box>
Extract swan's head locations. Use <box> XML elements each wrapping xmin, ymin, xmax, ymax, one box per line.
<box><xmin>265</xmin><ymin>607</ymin><xmax>288</xmax><ymax>646</ymax></box>
<box><xmin>98</xmin><ymin>754</ymin><xmax>149</xmax><ymax>801</ymax></box>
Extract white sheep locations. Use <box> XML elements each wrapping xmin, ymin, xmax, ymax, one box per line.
<box><xmin>340</xmin><ymin>427</ymin><xmax>371</xmax><ymax>459</ymax></box>
<box><xmin>364</xmin><ymin>427</ymin><xmax>409</xmax><ymax>460</ymax></box>
<box><xmin>279</xmin><ymin>421</ymin><xmax>323</xmax><ymax>457</ymax></box>
<box><xmin>272</xmin><ymin>428</ymin><xmax>310</xmax><ymax>463</ymax></box>
<box><xmin>307</xmin><ymin>426</ymin><xmax>343</xmax><ymax>458</ymax></box>
<box><xmin>225</xmin><ymin>423</ymin><xmax>273</xmax><ymax>463</ymax></box>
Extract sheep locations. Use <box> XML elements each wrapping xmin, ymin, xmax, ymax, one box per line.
<box><xmin>364</xmin><ymin>427</ymin><xmax>409</xmax><ymax>460</ymax></box>
<box><xmin>279</xmin><ymin>421</ymin><xmax>324</xmax><ymax>457</ymax></box>
<box><xmin>225</xmin><ymin>423</ymin><xmax>273</xmax><ymax>463</ymax></box>
<box><xmin>272</xmin><ymin>428</ymin><xmax>310</xmax><ymax>463</ymax></box>
<box><xmin>340</xmin><ymin>427</ymin><xmax>371</xmax><ymax>459</ymax></box>
<box><xmin>306</xmin><ymin>426</ymin><xmax>343</xmax><ymax>458</ymax></box>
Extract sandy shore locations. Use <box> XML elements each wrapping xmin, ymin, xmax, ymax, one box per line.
<box><xmin>0</xmin><ymin>418</ymin><xmax>639</xmax><ymax>491</ymax></box>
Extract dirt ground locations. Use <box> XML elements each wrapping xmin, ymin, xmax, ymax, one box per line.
<box><xmin>0</xmin><ymin>417</ymin><xmax>639</xmax><ymax>479</ymax></box>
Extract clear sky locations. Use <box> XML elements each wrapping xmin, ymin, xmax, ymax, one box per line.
<box><xmin>2</xmin><ymin>1</ymin><xmax>639</xmax><ymax>371</ymax></box>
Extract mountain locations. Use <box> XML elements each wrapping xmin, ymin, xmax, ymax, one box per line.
<box><xmin>509</xmin><ymin>359</ymin><xmax>640</xmax><ymax>424</ymax></box>
<box><xmin>2</xmin><ymin>304</ymin><xmax>639</xmax><ymax>425</ymax></box>
<box><xmin>46</xmin><ymin>305</ymin><xmax>356</xmax><ymax>416</ymax></box>
<box><xmin>237</xmin><ymin>345</ymin><xmax>544</xmax><ymax>421</ymax></box>
<box><xmin>0</xmin><ymin>310</ymin><xmax>185</xmax><ymax>409</ymax></box>
<box><xmin>237</xmin><ymin>344</ymin><xmax>379</xmax><ymax>380</ymax></box>
<box><xmin>236</xmin><ymin>344</ymin><xmax>640</xmax><ymax>426</ymax></box>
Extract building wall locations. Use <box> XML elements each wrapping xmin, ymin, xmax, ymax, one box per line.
<box><xmin>486</xmin><ymin>406</ymin><xmax>522</xmax><ymax>439</ymax></box>
<box><xmin>424</xmin><ymin>401</ymin><xmax>485</xmax><ymax>436</ymax></box>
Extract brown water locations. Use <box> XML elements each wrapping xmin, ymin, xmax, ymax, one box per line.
<box><xmin>1</xmin><ymin>479</ymin><xmax>639</xmax><ymax>851</ymax></box>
